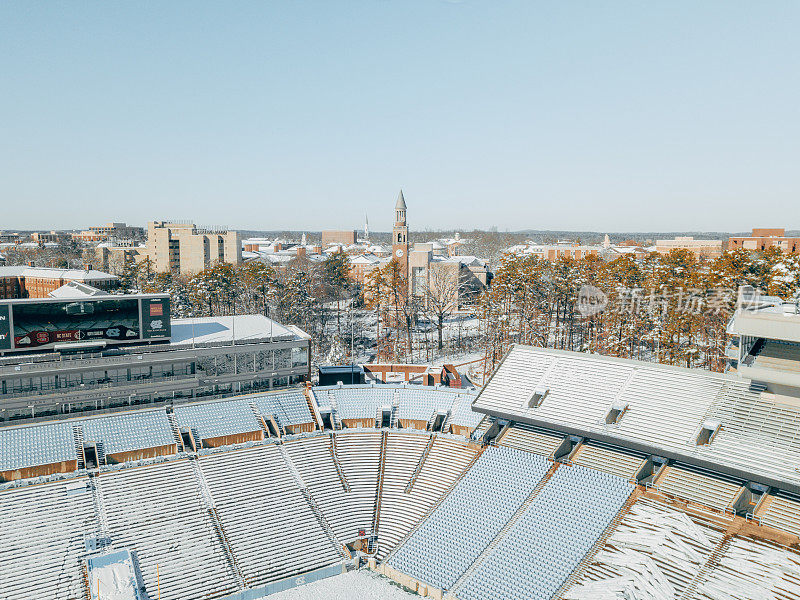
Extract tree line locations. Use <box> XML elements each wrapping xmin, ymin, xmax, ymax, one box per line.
<box><xmin>480</xmin><ymin>247</ymin><xmax>800</xmax><ymax>375</ymax></box>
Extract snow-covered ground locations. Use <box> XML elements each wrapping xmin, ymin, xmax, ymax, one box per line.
<box><xmin>266</xmin><ymin>569</ymin><xmax>418</xmax><ymax>599</ymax></box>
<box><xmin>315</xmin><ymin>308</ymin><xmax>484</xmax><ymax>368</ymax></box>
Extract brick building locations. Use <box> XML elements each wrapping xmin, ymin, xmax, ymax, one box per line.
<box><xmin>0</xmin><ymin>266</ymin><xmax>119</xmax><ymax>299</ymax></box>
<box><xmin>728</xmin><ymin>228</ymin><xmax>800</xmax><ymax>254</ymax></box>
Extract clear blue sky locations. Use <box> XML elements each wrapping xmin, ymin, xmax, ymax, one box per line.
<box><xmin>1</xmin><ymin>1</ymin><xmax>798</xmax><ymax>232</ymax></box>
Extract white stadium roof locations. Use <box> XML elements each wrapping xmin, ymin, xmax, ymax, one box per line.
<box><xmin>169</xmin><ymin>315</ymin><xmax>299</xmax><ymax>346</ymax></box>
<box><xmin>474</xmin><ymin>345</ymin><xmax>800</xmax><ymax>494</ymax></box>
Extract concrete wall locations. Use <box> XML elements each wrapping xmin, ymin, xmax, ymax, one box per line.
<box><xmin>376</xmin><ymin>563</ymin><xmax>444</xmax><ymax>599</ymax></box>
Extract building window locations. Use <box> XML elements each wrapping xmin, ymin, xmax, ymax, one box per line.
<box><xmin>412</xmin><ymin>267</ymin><xmax>426</xmax><ymax>297</ymax></box>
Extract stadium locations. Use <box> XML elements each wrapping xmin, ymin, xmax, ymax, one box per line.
<box><xmin>2</xmin><ymin>303</ymin><xmax>800</xmax><ymax>600</ymax></box>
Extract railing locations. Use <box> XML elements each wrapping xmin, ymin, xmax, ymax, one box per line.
<box><xmin>1</xmin><ymin>373</ymin><xmax>199</xmax><ymax>399</ymax></box>
<box><xmin>0</xmin><ymin>336</ymin><xmax>303</xmax><ymax>374</ymax></box>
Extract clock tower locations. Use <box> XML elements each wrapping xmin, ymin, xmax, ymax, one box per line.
<box><xmin>392</xmin><ymin>189</ymin><xmax>409</xmax><ymax>276</ymax></box>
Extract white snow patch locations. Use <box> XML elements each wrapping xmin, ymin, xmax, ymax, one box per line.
<box><xmin>90</xmin><ymin>561</ymin><xmax>138</xmax><ymax>600</ymax></box>
<box><xmin>265</xmin><ymin>570</ymin><xmax>417</xmax><ymax>599</ymax></box>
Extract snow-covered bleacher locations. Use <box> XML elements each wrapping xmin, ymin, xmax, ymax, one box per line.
<box><xmin>199</xmin><ymin>445</ymin><xmax>343</xmax><ymax>586</ymax></box>
<box><xmin>251</xmin><ymin>389</ymin><xmax>312</xmax><ymax>427</ymax></box>
<box><xmin>283</xmin><ymin>433</ymin><xmax>374</xmax><ymax>544</ymax></box>
<box><xmin>80</xmin><ymin>411</ymin><xmax>175</xmax><ymax>456</ymax></box>
<box><xmin>455</xmin><ymin>465</ymin><xmax>632</xmax><ymax>600</ymax></box>
<box><xmin>98</xmin><ymin>459</ymin><xmax>240</xmax><ymax>600</ymax></box>
<box><xmin>173</xmin><ymin>399</ymin><xmax>261</xmax><ymax>442</ymax></box>
<box><xmin>314</xmin><ymin>383</ymin><xmax>479</xmax><ymax>428</ymax></box>
<box><xmin>387</xmin><ymin>446</ymin><xmax>550</xmax><ymax>591</ymax></box>
<box><xmin>2</xmin><ymin>365</ymin><xmax>800</xmax><ymax>600</ymax></box>
<box><xmin>331</xmin><ymin>431</ymin><xmax>382</xmax><ymax>537</ymax></box>
<box><xmin>0</xmin><ymin>421</ymin><xmax>76</xmax><ymax>475</ymax></box>
<box><xmin>318</xmin><ymin>385</ymin><xmax>395</xmax><ymax>420</ymax></box>
<box><xmin>376</xmin><ymin>432</ymin><xmax>479</xmax><ymax>560</ymax></box>
<box><xmin>0</xmin><ymin>478</ymin><xmax>96</xmax><ymax>600</ymax></box>
<box><xmin>570</xmin><ymin>442</ymin><xmax>644</xmax><ymax>479</ymax></box>
<box><xmin>562</xmin><ymin>497</ymin><xmax>727</xmax><ymax>599</ymax></box>
<box><xmin>761</xmin><ymin>495</ymin><xmax>800</xmax><ymax>537</ymax></box>
<box><xmin>654</xmin><ymin>465</ymin><xmax>742</xmax><ymax>512</ymax></box>
<box><xmin>499</xmin><ymin>423</ymin><xmax>563</xmax><ymax>456</ymax></box>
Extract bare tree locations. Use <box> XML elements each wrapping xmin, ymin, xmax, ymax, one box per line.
<box><xmin>425</xmin><ymin>262</ymin><xmax>459</xmax><ymax>350</ymax></box>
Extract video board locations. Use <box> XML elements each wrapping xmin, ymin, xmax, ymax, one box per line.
<box><xmin>0</xmin><ymin>295</ymin><xmax>171</xmax><ymax>352</ymax></box>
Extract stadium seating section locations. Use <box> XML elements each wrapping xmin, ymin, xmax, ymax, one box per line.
<box><xmin>1</xmin><ymin>382</ymin><xmax>799</xmax><ymax>600</ymax></box>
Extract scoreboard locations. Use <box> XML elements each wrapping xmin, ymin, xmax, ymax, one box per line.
<box><xmin>0</xmin><ymin>294</ymin><xmax>171</xmax><ymax>353</ymax></box>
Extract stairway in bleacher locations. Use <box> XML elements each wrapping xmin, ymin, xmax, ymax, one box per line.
<box><xmin>328</xmin><ymin>392</ymin><xmax>343</xmax><ymax>430</ymax></box>
<box><xmin>448</xmin><ymin>463</ymin><xmax>560</xmax><ymax>595</ymax></box>
<box><xmin>166</xmin><ymin>409</ymin><xmax>183</xmax><ymax>450</ymax></box>
<box><xmin>405</xmin><ymin>435</ymin><xmax>435</xmax><ymax>493</ymax></box>
<box><xmin>382</xmin><ymin>443</ymin><xmax>487</xmax><ymax>564</ymax></box>
<box><xmin>678</xmin><ymin>526</ymin><xmax>739</xmax><ymax>600</ymax></box>
<box><xmin>72</xmin><ymin>425</ymin><xmax>86</xmax><ymax>470</ymax></box>
<box><xmin>303</xmin><ymin>387</ymin><xmax>321</xmax><ymax>430</ymax></box>
<box><xmin>471</xmin><ymin>415</ymin><xmax>493</xmax><ymax>441</ymax></box>
<box><xmin>328</xmin><ymin>434</ymin><xmax>351</xmax><ymax>492</ymax></box>
<box><xmin>371</xmin><ymin>431</ymin><xmax>388</xmax><ymax>543</ymax></box>
<box><xmin>249</xmin><ymin>401</ymin><xmax>284</xmax><ymax>438</ymax></box>
<box><xmin>390</xmin><ymin>396</ymin><xmax>400</xmax><ymax>428</ymax></box>
<box><xmin>440</xmin><ymin>409</ymin><xmax>453</xmax><ymax>434</ymax></box>
<box><xmin>88</xmin><ymin>474</ymin><xmax>111</xmax><ymax>551</ymax></box>
<box><xmin>278</xmin><ymin>443</ymin><xmax>349</xmax><ymax>559</ymax></box>
<box><xmin>188</xmin><ymin>456</ymin><xmax>246</xmax><ymax>589</ymax></box>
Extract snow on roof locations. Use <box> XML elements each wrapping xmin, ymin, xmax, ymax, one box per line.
<box><xmin>48</xmin><ymin>281</ymin><xmax>106</xmax><ymax>298</ymax></box>
<box><xmin>350</xmin><ymin>253</ymin><xmax>382</xmax><ymax>265</ymax></box>
<box><xmin>475</xmin><ymin>345</ymin><xmax>800</xmax><ymax>493</ymax></box>
<box><xmin>169</xmin><ymin>314</ymin><xmax>303</xmax><ymax>346</ymax></box>
<box><xmin>0</xmin><ymin>266</ymin><xmax>118</xmax><ymax>281</ymax></box>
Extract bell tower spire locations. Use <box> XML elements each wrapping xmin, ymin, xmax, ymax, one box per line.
<box><xmin>392</xmin><ymin>189</ymin><xmax>409</xmax><ymax>276</ymax></box>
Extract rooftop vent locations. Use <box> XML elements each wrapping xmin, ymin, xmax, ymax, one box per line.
<box><xmin>528</xmin><ymin>386</ymin><xmax>549</xmax><ymax>408</ymax></box>
<box><xmin>696</xmin><ymin>420</ymin><xmax>722</xmax><ymax>446</ymax></box>
<box><xmin>605</xmin><ymin>401</ymin><xmax>629</xmax><ymax>424</ymax></box>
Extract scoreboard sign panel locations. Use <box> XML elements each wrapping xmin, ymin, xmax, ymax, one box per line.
<box><xmin>142</xmin><ymin>297</ymin><xmax>171</xmax><ymax>339</ymax></box>
<box><xmin>0</xmin><ymin>295</ymin><xmax>171</xmax><ymax>353</ymax></box>
<box><xmin>11</xmin><ymin>298</ymin><xmax>141</xmax><ymax>350</ymax></box>
<box><xmin>0</xmin><ymin>304</ymin><xmax>10</xmax><ymax>351</ymax></box>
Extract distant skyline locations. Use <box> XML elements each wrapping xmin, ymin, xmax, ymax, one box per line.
<box><xmin>2</xmin><ymin>2</ymin><xmax>798</xmax><ymax>232</ymax></box>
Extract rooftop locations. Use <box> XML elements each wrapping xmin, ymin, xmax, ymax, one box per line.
<box><xmin>169</xmin><ymin>314</ymin><xmax>302</xmax><ymax>346</ymax></box>
<box><xmin>474</xmin><ymin>344</ymin><xmax>800</xmax><ymax>494</ymax></box>
<box><xmin>0</xmin><ymin>266</ymin><xmax>118</xmax><ymax>281</ymax></box>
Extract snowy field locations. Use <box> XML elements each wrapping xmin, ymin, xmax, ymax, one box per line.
<box><xmin>266</xmin><ymin>569</ymin><xmax>418</xmax><ymax>599</ymax></box>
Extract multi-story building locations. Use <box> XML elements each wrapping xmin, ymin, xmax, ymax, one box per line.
<box><xmin>321</xmin><ymin>230</ymin><xmax>358</xmax><ymax>246</ymax></box>
<box><xmin>0</xmin><ymin>266</ymin><xmax>119</xmax><ymax>299</ymax></box>
<box><xmin>504</xmin><ymin>235</ymin><xmax>652</xmax><ymax>262</ymax></box>
<box><xmin>410</xmin><ymin>244</ymin><xmax>490</xmax><ymax>311</ymax></box>
<box><xmin>72</xmin><ymin>222</ymin><xmax>145</xmax><ymax>242</ymax></box>
<box><xmin>504</xmin><ymin>242</ymin><xmax>604</xmax><ymax>261</ymax></box>
<box><xmin>655</xmin><ymin>236</ymin><xmax>725</xmax><ymax>258</ymax></box>
<box><xmin>726</xmin><ymin>287</ymin><xmax>800</xmax><ymax>396</ymax></box>
<box><xmin>144</xmin><ymin>221</ymin><xmax>242</xmax><ymax>274</ymax></box>
<box><xmin>0</xmin><ymin>232</ymin><xmax>21</xmax><ymax>244</ymax></box>
<box><xmin>0</xmin><ymin>294</ymin><xmax>311</xmax><ymax>421</ymax></box>
<box><xmin>30</xmin><ymin>231</ymin><xmax>70</xmax><ymax>245</ymax></box>
<box><xmin>728</xmin><ymin>228</ymin><xmax>800</xmax><ymax>254</ymax></box>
